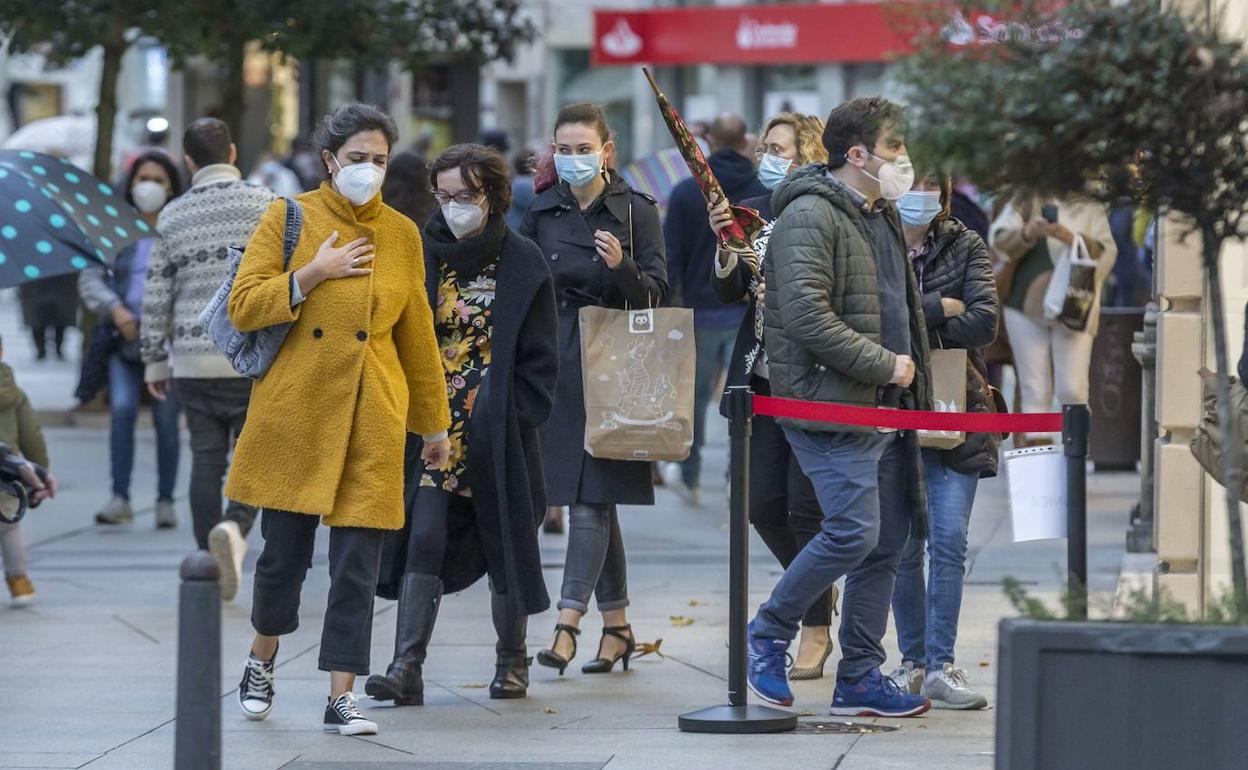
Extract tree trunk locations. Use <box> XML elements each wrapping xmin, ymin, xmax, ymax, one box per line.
<box><xmin>92</xmin><ymin>9</ymin><xmax>128</xmax><ymax>181</ymax></box>
<box><xmin>1202</xmin><ymin>228</ymin><xmax>1248</xmax><ymax>619</ymax></box>
<box><xmin>221</xmin><ymin>33</ymin><xmax>246</xmax><ymax>149</ymax></box>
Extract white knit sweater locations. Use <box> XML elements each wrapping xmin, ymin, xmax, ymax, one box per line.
<box><xmin>140</xmin><ymin>165</ymin><xmax>278</xmax><ymax>381</ymax></box>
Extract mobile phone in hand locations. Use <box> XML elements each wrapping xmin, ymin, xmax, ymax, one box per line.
<box><xmin>1041</xmin><ymin>204</ymin><xmax>1059</xmax><ymax>223</ymax></box>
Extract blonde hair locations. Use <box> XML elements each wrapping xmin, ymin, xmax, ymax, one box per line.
<box><xmin>758</xmin><ymin>112</ymin><xmax>828</xmax><ymax>166</ymax></box>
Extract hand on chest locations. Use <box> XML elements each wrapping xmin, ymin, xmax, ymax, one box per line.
<box><xmin>298</xmin><ymin>221</ymin><xmax>411</xmax><ymax>330</ymax></box>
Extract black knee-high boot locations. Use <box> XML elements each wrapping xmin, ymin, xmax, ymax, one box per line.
<box><xmin>489</xmin><ymin>590</ymin><xmax>530</xmax><ymax>700</ymax></box>
<box><xmin>365</xmin><ymin>573</ymin><xmax>442</xmax><ymax>705</ymax></box>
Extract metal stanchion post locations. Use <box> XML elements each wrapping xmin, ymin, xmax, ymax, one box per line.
<box><xmin>175</xmin><ymin>551</ymin><xmax>221</xmax><ymax>770</ymax></box>
<box><xmin>1063</xmin><ymin>404</ymin><xmax>1090</xmax><ymax>620</ymax></box>
<box><xmin>679</xmin><ymin>386</ymin><xmax>797</xmax><ymax>734</ymax></box>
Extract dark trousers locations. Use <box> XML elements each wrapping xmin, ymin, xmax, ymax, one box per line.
<box><xmin>177</xmin><ymin>378</ymin><xmax>257</xmax><ymax>549</ymax></box>
<box><xmin>681</xmin><ymin>325</ymin><xmax>737</xmax><ymax>488</ymax></box>
<box><xmin>749</xmin><ymin>378</ymin><xmax>835</xmax><ymax>628</ymax></box>
<box><xmin>251</xmin><ymin>509</ymin><xmax>384</xmax><ymax>675</ymax></box>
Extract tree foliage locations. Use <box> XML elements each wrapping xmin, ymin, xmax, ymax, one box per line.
<box><xmin>898</xmin><ymin>0</ymin><xmax>1248</xmax><ymax>617</ymax></box>
<box><xmin>896</xmin><ymin>0</ymin><xmax>1248</xmax><ymax>243</ymax></box>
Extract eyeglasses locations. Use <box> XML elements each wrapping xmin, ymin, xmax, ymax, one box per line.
<box><xmin>432</xmin><ymin>189</ymin><xmax>485</xmax><ymax>206</ymax></box>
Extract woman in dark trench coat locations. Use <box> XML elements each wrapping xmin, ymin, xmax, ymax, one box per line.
<box><xmin>520</xmin><ymin>103</ymin><xmax>668</xmax><ymax>676</ymax></box>
<box><xmin>369</xmin><ymin>143</ymin><xmax>558</xmax><ymax>704</ymax></box>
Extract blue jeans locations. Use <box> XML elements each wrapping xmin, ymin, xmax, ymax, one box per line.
<box><xmin>108</xmin><ymin>355</ymin><xmax>180</xmax><ymax>501</ymax></box>
<box><xmin>681</xmin><ymin>325</ymin><xmax>737</xmax><ymax>489</ymax></box>
<box><xmin>891</xmin><ymin>451</ymin><xmax>979</xmax><ymax>668</ymax></box>
<box><xmin>753</xmin><ymin>429</ymin><xmax>911</xmax><ymax>681</ymax></box>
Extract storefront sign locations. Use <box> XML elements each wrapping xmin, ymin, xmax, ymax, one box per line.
<box><xmin>593</xmin><ymin>3</ymin><xmax>914</xmax><ymax>66</ymax></box>
<box><xmin>593</xmin><ymin>3</ymin><xmax>1078</xmax><ymax>66</ymax></box>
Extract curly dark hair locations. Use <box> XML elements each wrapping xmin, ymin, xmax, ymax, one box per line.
<box><xmin>428</xmin><ymin>143</ymin><xmax>512</xmax><ymax>215</ymax></box>
<box><xmin>123</xmin><ymin>150</ymin><xmax>183</xmax><ymax>209</ymax></box>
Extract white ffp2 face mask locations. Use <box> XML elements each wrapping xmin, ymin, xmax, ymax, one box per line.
<box><xmin>443</xmin><ymin>199</ymin><xmax>487</xmax><ymax>240</ymax></box>
<box><xmin>131</xmin><ymin>180</ymin><xmax>169</xmax><ymax>214</ymax></box>
<box><xmin>330</xmin><ymin>155</ymin><xmax>385</xmax><ymax>206</ymax></box>
<box><xmin>851</xmin><ymin>148</ymin><xmax>915</xmax><ymax>201</ymax></box>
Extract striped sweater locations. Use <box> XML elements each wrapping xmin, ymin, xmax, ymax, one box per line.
<box><xmin>140</xmin><ymin>165</ymin><xmax>278</xmax><ymax>381</ymax></box>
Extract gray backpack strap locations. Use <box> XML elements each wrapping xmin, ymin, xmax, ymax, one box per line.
<box><xmin>281</xmin><ymin>198</ymin><xmax>303</xmax><ymax>270</ymax></box>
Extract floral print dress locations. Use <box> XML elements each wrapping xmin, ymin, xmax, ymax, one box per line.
<box><xmin>419</xmin><ymin>260</ymin><xmax>497</xmax><ymax>496</ymax></box>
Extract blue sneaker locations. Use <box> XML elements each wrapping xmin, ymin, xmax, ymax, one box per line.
<box><xmin>830</xmin><ymin>667</ymin><xmax>932</xmax><ymax>717</ymax></box>
<box><xmin>746</xmin><ymin>620</ymin><xmax>793</xmax><ymax>707</ymax></box>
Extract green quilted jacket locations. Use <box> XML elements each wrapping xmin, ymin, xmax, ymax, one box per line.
<box><xmin>763</xmin><ymin>164</ymin><xmax>932</xmax><ymax>433</ymax></box>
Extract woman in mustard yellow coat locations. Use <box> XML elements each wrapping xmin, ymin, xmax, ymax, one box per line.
<box><xmin>225</xmin><ymin>103</ymin><xmax>451</xmax><ymax>737</ymax></box>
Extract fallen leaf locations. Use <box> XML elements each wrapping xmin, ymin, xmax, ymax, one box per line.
<box><xmin>978</xmin><ymin>661</ymin><xmax>991</xmax><ymax>668</ymax></box>
<box><xmin>633</xmin><ymin>638</ymin><xmax>665</xmax><ymax>660</ymax></box>
<box><xmin>669</xmin><ymin>615</ymin><xmax>695</xmax><ymax>627</ymax></box>
<box><xmin>459</xmin><ymin>683</ymin><xmax>488</xmax><ymax>689</ymax></box>
<box><xmin>688</xmin><ymin>599</ymin><xmax>703</xmax><ymax>607</ymax></box>
<box><xmin>544</xmin><ymin>706</ymin><xmax>558</xmax><ymax>714</ymax></box>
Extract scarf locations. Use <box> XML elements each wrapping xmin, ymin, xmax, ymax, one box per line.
<box><xmin>423</xmin><ymin>210</ymin><xmax>507</xmax><ymax>277</ymax></box>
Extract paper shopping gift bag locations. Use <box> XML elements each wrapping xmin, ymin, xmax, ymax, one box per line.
<box><xmin>918</xmin><ymin>347</ymin><xmax>969</xmax><ymax>450</ymax></box>
<box><xmin>579</xmin><ymin>306</ymin><xmax>696</xmax><ymax>462</ymax></box>
<box><xmin>1043</xmin><ymin>234</ymin><xmax>1098</xmax><ymax>332</ymax></box>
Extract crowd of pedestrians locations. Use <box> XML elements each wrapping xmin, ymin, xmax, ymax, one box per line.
<box><xmin>0</xmin><ymin>89</ymin><xmax>1123</xmax><ymax>734</ymax></box>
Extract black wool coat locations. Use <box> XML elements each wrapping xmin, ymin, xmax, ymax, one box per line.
<box><xmin>912</xmin><ymin>217</ymin><xmax>1001</xmax><ymax>478</ymax></box>
<box><xmin>520</xmin><ymin>174</ymin><xmax>668</xmax><ymax>507</ymax></box>
<box><xmin>377</xmin><ymin>213</ymin><xmax>559</xmax><ymax>618</ymax></box>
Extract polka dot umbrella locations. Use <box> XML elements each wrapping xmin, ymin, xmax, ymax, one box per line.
<box><xmin>0</xmin><ymin>149</ymin><xmax>153</xmax><ymax>288</ymax></box>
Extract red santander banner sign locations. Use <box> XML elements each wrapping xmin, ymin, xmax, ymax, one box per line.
<box><xmin>593</xmin><ymin>3</ymin><xmax>915</xmax><ymax>66</ymax></box>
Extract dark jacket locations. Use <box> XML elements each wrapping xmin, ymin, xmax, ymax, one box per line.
<box><xmin>714</xmin><ymin>192</ymin><xmax>773</xmax><ymax>417</ymax></box>
<box><xmin>664</xmin><ymin>149</ymin><xmax>766</xmax><ymax>328</ymax></box>
<box><xmin>764</xmin><ymin>165</ymin><xmax>932</xmax><ymax>537</ymax></box>
<box><xmin>913</xmin><ymin>218</ymin><xmax>1001</xmax><ymax>478</ymax></box>
<box><xmin>520</xmin><ymin>173</ymin><xmax>668</xmax><ymax>506</ymax></box>
<box><xmin>378</xmin><ymin>213</ymin><xmax>559</xmax><ymax>618</ymax></box>
<box><xmin>764</xmin><ymin>164</ymin><xmax>932</xmax><ymax>429</ymax></box>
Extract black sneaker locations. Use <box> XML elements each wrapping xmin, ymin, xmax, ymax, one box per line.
<box><xmin>324</xmin><ymin>692</ymin><xmax>378</xmax><ymax>736</ymax></box>
<box><xmin>238</xmin><ymin>649</ymin><xmax>276</xmax><ymax>721</ymax></box>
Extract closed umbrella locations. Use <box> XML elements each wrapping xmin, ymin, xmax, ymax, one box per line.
<box><xmin>0</xmin><ymin>150</ymin><xmax>150</xmax><ymax>287</ymax></box>
<box><xmin>641</xmin><ymin>67</ymin><xmax>764</xmax><ymax>263</ymax></box>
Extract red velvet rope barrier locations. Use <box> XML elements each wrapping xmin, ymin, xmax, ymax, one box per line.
<box><xmin>752</xmin><ymin>395</ymin><xmax>1065</xmax><ymax>434</ymax></box>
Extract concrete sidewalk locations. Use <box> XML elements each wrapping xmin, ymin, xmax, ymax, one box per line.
<box><xmin>0</xmin><ymin>419</ymin><xmax>1137</xmax><ymax>770</ymax></box>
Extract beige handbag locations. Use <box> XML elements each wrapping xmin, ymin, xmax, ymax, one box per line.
<box><xmin>579</xmin><ymin>203</ymin><xmax>696</xmax><ymax>461</ymax></box>
<box><xmin>919</xmin><ymin>337</ymin><xmax>969</xmax><ymax>450</ymax></box>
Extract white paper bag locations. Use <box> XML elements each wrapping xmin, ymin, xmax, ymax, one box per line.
<box><xmin>1042</xmin><ymin>233</ymin><xmax>1096</xmax><ymax>324</ymax></box>
<box><xmin>1005</xmin><ymin>445</ymin><xmax>1067</xmax><ymax>542</ymax></box>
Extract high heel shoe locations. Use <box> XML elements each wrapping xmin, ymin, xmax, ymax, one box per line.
<box><xmin>581</xmin><ymin>625</ymin><xmax>635</xmax><ymax>674</ymax></box>
<box><xmin>788</xmin><ymin>636</ymin><xmax>834</xmax><ymax>681</ymax></box>
<box><xmin>535</xmin><ymin>623</ymin><xmax>580</xmax><ymax>675</ymax></box>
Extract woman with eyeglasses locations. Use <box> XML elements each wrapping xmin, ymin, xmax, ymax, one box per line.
<box><xmin>226</xmin><ymin>103</ymin><xmax>451</xmax><ymax>737</ymax></box>
<box><xmin>366</xmin><ymin>143</ymin><xmax>558</xmax><ymax>705</ymax></box>
<box><xmin>521</xmin><ymin>103</ymin><xmax>668</xmax><ymax>677</ymax></box>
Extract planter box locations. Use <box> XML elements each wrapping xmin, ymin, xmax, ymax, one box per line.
<box><xmin>996</xmin><ymin>618</ymin><xmax>1248</xmax><ymax>770</ymax></box>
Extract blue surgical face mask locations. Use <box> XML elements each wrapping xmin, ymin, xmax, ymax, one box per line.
<box><xmin>757</xmin><ymin>153</ymin><xmax>793</xmax><ymax>190</ymax></box>
<box><xmin>554</xmin><ymin>152</ymin><xmax>603</xmax><ymax>188</ymax></box>
<box><xmin>897</xmin><ymin>190</ymin><xmax>943</xmax><ymax>227</ymax></box>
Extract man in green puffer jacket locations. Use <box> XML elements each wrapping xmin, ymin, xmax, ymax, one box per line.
<box><xmin>746</xmin><ymin>97</ymin><xmax>934</xmax><ymax>717</ymax></box>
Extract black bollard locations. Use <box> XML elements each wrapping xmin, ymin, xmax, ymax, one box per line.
<box><xmin>1063</xmin><ymin>404</ymin><xmax>1090</xmax><ymax>620</ymax></box>
<box><xmin>175</xmin><ymin>551</ymin><xmax>221</xmax><ymax>770</ymax></box>
<box><xmin>679</xmin><ymin>386</ymin><xmax>797</xmax><ymax>734</ymax></box>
